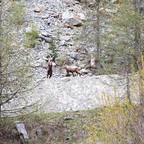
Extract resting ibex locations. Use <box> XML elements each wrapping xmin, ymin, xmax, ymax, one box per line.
<box><xmin>47</xmin><ymin>58</ymin><xmax>53</xmax><ymax>78</ymax></box>
<box><xmin>64</xmin><ymin>65</ymin><xmax>81</xmax><ymax>76</ymax></box>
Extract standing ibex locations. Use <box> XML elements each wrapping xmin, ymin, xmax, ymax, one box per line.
<box><xmin>47</xmin><ymin>58</ymin><xmax>53</xmax><ymax>78</ymax></box>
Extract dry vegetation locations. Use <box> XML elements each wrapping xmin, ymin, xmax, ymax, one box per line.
<box><xmin>0</xmin><ymin>110</ymin><xmax>98</xmax><ymax>144</ymax></box>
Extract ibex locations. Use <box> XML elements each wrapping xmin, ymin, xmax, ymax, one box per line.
<box><xmin>64</xmin><ymin>65</ymin><xmax>81</xmax><ymax>76</ymax></box>
<box><xmin>47</xmin><ymin>58</ymin><xmax>53</xmax><ymax>78</ymax></box>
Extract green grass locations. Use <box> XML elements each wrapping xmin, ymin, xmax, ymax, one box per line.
<box><xmin>0</xmin><ymin>109</ymin><xmax>99</xmax><ymax>144</ymax></box>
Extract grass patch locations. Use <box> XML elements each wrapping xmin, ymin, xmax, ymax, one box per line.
<box><xmin>0</xmin><ymin>109</ymin><xmax>99</xmax><ymax>144</ymax></box>
<box><xmin>1</xmin><ymin>105</ymin><xmax>143</xmax><ymax>144</ymax></box>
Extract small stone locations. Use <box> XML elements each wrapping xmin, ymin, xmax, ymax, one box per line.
<box><xmin>63</xmin><ymin>115</ymin><xmax>74</xmax><ymax>120</ymax></box>
<box><xmin>76</xmin><ymin>13</ymin><xmax>86</xmax><ymax>21</ymax></box>
<box><xmin>62</xmin><ymin>77</ymin><xmax>70</xmax><ymax>82</ymax></box>
<box><xmin>81</xmin><ymin>69</ymin><xmax>89</xmax><ymax>74</ymax></box>
<box><xmin>33</xmin><ymin>5</ymin><xmax>45</xmax><ymax>13</ymax></box>
<box><xmin>41</xmin><ymin>15</ymin><xmax>49</xmax><ymax>19</ymax></box>
<box><xmin>42</xmin><ymin>31</ymin><xmax>49</xmax><ymax>37</ymax></box>
<box><xmin>60</xmin><ymin>35</ymin><xmax>71</xmax><ymax>41</ymax></box>
<box><xmin>68</xmin><ymin>18</ymin><xmax>83</xmax><ymax>27</ymax></box>
<box><xmin>59</xmin><ymin>40</ymin><xmax>67</xmax><ymax>46</ymax></box>
<box><xmin>35</xmin><ymin>63</ymin><xmax>42</xmax><ymax>67</ymax></box>
<box><xmin>90</xmin><ymin>57</ymin><xmax>96</xmax><ymax>69</ymax></box>
<box><xmin>70</xmin><ymin>52</ymin><xmax>78</xmax><ymax>60</ymax></box>
<box><xmin>75</xmin><ymin>0</ymin><xmax>80</xmax><ymax>4</ymax></box>
<box><xmin>36</xmin><ymin>128</ymin><xmax>43</xmax><ymax>136</ymax></box>
<box><xmin>47</xmin><ymin>19</ymin><xmax>51</xmax><ymax>25</ymax></box>
<box><xmin>39</xmin><ymin>36</ymin><xmax>52</xmax><ymax>43</ymax></box>
<box><xmin>46</xmin><ymin>43</ymin><xmax>50</xmax><ymax>49</ymax></box>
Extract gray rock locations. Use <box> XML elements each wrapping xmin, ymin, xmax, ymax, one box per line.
<box><xmin>59</xmin><ymin>35</ymin><xmax>71</xmax><ymax>41</ymax></box>
<box><xmin>62</xmin><ymin>77</ymin><xmax>70</xmax><ymax>82</ymax></box>
<box><xmin>34</xmin><ymin>63</ymin><xmax>41</xmax><ymax>67</ymax></box>
<box><xmin>81</xmin><ymin>69</ymin><xmax>89</xmax><ymax>74</ymax></box>
<box><xmin>77</xmin><ymin>13</ymin><xmax>86</xmax><ymax>21</ymax></box>
<box><xmin>63</xmin><ymin>115</ymin><xmax>74</xmax><ymax>120</ymax></box>
<box><xmin>41</xmin><ymin>15</ymin><xmax>49</xmax><ymax>19</ymax></box>
<box><xmin>39</xmin><ymin>36</ymin><xmax>52</xmax><ymax>43</ymax></box>
<box><xmin>36</xmin><ymin>128</ymin><xmax>43</xmax><ymax>136</ymax></box>
<box><xmin>33</xmin><ymin>5</ymin><xmax>45</xmax><ymax>13</ymax></box>
<box><xmin>15</xmin><ymin>121</ymin><xmax>29</xmax><ymax>142</ymax></box>
<box><xmin>62</xmin><ymin>11</ymin><xmax>83</xmax><ymax>26</ymax></box>
<box><xmin>47</xmin><ymin>19</ymin><xmax>51</xmax><ymax>25</ymax></box>
<box><xmin>70</xmin><ymin>52</ymin><xmax>78</xmax><ymax>60</ymax></box>
<box><xmin>59</xmin><ymin>40</ymin><xmax>67</xmax><ymax>46</ymax></box>
<box><xmin>68</xmin><ymin>17</ymin><xmax>83</xmax><ymax>26</ymax></box>
<box><xmin>75</xmin><ymin>0</ymin><xmax>80</xmax><ymax>4</ymax></box>
<box><xmin>41</xmin><ymin>31</ymin><xmax>49</xmax><ymax>37</ymax></box>
<box><xmin>62</xmin><ymin>11</ymin><xmax>73</xmax><ymax>20</ymax></box>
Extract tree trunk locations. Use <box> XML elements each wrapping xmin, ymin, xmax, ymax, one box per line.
<box><xmin>125</xmin><ymin>55</ymin><xmax>131</xmax><ymax>104</ymax></box>
<box><xmin>135</xmin><ymin>0</ymin><xmax>141</xmax><ymax>68</ymax></box>
<box><xmin>0</xmin><ymin>0</ymin><xmax>2</xmax><ymax>119</ymax></box>
<box><xmin>96</xmin><ymin>0</ymin><xmax>100</xmax><ymax>59</ymax></box>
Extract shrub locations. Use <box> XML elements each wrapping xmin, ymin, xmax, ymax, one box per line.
<box><xmin>87</xmin><ymin>56</ymin><xmax>144</xmax><ymax>144</ymax></box>
<box><xmin>48</xmin><ymin>40</ymin><xmax>59</xmax><ymax>61</ymax></box>
<box><xmin>25</xmin><ymin>23</ymin><xmax>39</xmax><ymax>48</ymax></box>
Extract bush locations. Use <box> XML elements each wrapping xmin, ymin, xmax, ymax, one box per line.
<box><xmin>48</xmin><ymin>40</ymin><xmax>59</xmax><ymax>61</ymax></box>
<box><xmin>87</xmin><ymin>56</ymin><xmax>144</xmax><ymax>144</ymax></box>
<box><xmin>25</xmin><ymin>23</ymin><xmax>39</xmax><ymax>48</ymax></box>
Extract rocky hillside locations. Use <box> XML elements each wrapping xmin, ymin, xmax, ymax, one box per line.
<box><xmin>25</xmin><ymin>0</ymin><xmax>90</xmax><ymax>80</ymax></box>
<box><xmin>2</xmin><ymin>74</ymin><xmax>128</xmax><ymax>117</ymax></box>
<box><xmin>2</xmin><ymin>0</ymin><xmax>131</xmax><ymax>116</ymax></box>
